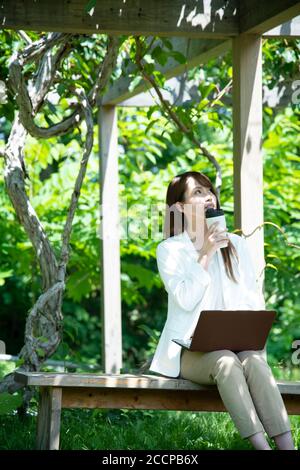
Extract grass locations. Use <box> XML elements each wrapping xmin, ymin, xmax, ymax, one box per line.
<box><xmin>0</xmin><ymin>360</ymin><xmax>299</xmax><ymax>450</ymax></box>
<box><xmin>0</xmin><ymin>407</ymin><xmax>300</xmax><ymax>450</ymax></box>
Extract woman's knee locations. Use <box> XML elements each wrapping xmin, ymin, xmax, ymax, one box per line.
<box><xmin>242</xmin><ymin>353</ymin><xmax>272</xmax><ymax>376</ymax></box>
<box><xmin>214</xmin><ymin>349</ymin><xmax>240</xmax><ymax>362</ymax></box>
<box><xmin>212</xmin><ymin>350</ymin><xmax>243</xmax><ymax>381</ymax></box>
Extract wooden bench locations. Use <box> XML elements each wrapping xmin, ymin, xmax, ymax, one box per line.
<box><xmin>14</xmin><ymin>371</ymin><xmax>300</xmax><ymax>450</ymax></box>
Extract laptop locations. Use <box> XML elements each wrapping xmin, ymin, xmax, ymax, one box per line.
<box><xmin>172</xmin><ymin>310</ymin><xmax>276</xmax><ymax>352</ymax></box>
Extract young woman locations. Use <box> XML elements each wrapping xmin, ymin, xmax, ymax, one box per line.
<box><xmin>149</xmin><ymin>171</ymin><xmax>295</xmax><ymax>451</ymax></box>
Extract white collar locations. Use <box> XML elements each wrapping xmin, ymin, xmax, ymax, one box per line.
<box><xmin>181</xmin><ymin>229</ymin><xmax>200</xmax><ymax>260</ymax></box>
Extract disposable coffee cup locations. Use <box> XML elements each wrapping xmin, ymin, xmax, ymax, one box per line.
<box><xmin>205</xmin><ymin>208</ymin><xmax>228</xmax><ymax>248</ymax></box>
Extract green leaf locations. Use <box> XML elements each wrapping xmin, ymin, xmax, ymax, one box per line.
<box><xmin>144</xmin><ymin>119</ymin><xmax>159</xmax><ymax>135</ymax></box>
<box><xmin>286</xmin><ymin>154</ymin><xmax>300</xmax><ymax>163</ymax></box>
<box><xmin>66</xmin><ymin>270</ymin><xmax>91</xmax><ymax>302</ymax></box>
<box><xmin>152</xmin><ymin>70</ymin><xmax>166</xmax><ymax>87</ymax></box>
<box><xmin>264</xmin><ymin>107</ymin><xmax>273</xmax><ymax>116</ymax></box>
<box><xmin>44</xmin><ymin>114</ymin><xmax>55</xmax><ymax>127</ymax></box>
<box><xmin>47</xmin><ymin>101</ymin><xmax>58</xmax><ymax>116</ymax></box>
<box><xmin>15</xmin><ymin>357</ymin><xmax>25</xmax><ymax>367</ymax></box>
<box><xmin>0</xmin><ymin>269</ymin><xmax>13</xmax><ymax>279</ymax></box>
<box><xmin>197</xmin><ymin>98</ymin><xmax>210</xmax><ymax>111</ymax></box>
<box><xmin>170</xmin><ymin>131</ymin><xmax>183</xmax><ymax>145</ymax></box>
<box><xmin>170</xmin><ymin>51</ymin><xmax>187</xmax><ymax>64</ymax></box>
<box><xmin>37</xmin><ymin>336</ymin><xmax>49</xmax><ymax>344</ymax></box>
<box><xmin>123</xmin><ymin>262</ymin><xmax>160</xmax><ymax>291</ymax></box>
<box><xmin>199</xmin><ymin>83</ymin><xmax>217</xmax><ymax>99</ymax></box>
<box><xmin>146</xmin><ymin>107</ymin><xmax>156</xmax><ymax>120</ymax></box>
<box><xmin>143</xmin><ymin>62</ymin><xmax>155</xmax><ymax>75</ymax></box>
<box><xmin>145</xmin><ymin>151</ymin><xmax>156</xmax><ymax>164</ymax></box>
<box><xmin>151</xmin><ymin>46</ymin><xmax>168</xmax><ymax>66</ymax></box>
<box><xmin>265</xmin><ymin>263</ymin><xmax>278</xmax><ymax>271</ymax></box>
<box><xmin>57</xmin><ymin>83</ymin><xmax>66</xmax><ymax>96</ymax></box>
<box><xmin>36</xmin><ymin>348</ymin><xmax>46</xmax><ymax>358</ymax></box>
<box><xmin>161</xmin><ymin>38</ymin><xmax>173</xmax><ymax>50</ymax></box>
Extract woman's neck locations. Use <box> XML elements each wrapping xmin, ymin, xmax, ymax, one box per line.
<box><xmin>186</xmin><ymin>221</ymin><xmax>208</xmax><ymax>251</ymax></box>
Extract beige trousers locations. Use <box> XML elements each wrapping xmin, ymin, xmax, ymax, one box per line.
<box><xmin>180</xmin><ymin>348</ymin><xmax>292</xmax><ymax>440</ymax></box>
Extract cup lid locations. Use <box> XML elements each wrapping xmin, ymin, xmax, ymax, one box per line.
<box><xmin>205</xmin><ymin>208</ymin><xmax>224</xmax><ymax>218</ymax></box>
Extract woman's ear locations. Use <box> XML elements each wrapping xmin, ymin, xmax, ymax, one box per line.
<box><xmin>175</xmin><ymin>201</ymin><xmax>184</xmax><ymax>213</ymax></box>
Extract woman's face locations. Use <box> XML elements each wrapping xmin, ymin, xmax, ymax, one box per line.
<box><xmin>175</xmin><ymin>178</ymin><xmax>217</xmax><ymax>233</ymax></box>
<box><xmin>183</xmin><ymin>179</ymin><xmax>217</xmax><ymax>209</ymax></box>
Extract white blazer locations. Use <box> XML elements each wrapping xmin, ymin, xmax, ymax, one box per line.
<box><xmin>149</xmin><ymin>230</ymin><xmax>267</xmax><ymax>378</ymax></box>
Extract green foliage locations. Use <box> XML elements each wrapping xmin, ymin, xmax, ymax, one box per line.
<box><xmin>262</xmin><ymin>38</ymin><xmax>300</xmax><ymax>91</ymax></box>
<box><xmin>52</xmin><ymin>303</ymin><xmax>102</xmax><ymax>365</ymax></box>
<box><xmin>0</xmin><ymin>362</ymin><xmax>23</xmax><ymax>415</ymax></box>
<box><xmin>0</xmin><ymin>393</ymin><xmax>22</xmax><ymax>416</ymax></box>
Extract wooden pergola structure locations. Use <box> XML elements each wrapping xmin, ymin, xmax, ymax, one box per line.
<box><xmin>2</xmin><ymin>1</ymin><xmax>300</xmax><ymax>377</ymax></box>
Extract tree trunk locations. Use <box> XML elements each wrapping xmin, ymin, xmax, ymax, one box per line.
<box><xmin>0</xmin><ymin>32</ymin><xmax>119</xmax><ymax>394</ymax></box>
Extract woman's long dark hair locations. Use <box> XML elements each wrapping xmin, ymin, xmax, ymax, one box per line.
<box><xmin>163</xmin><ymin>171</ymin><xmax>239</xmax><ymax>283</ymax></box>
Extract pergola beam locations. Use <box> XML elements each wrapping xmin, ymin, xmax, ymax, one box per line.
<box><xmin>263</xmin><ymin>15</ymin><xmax>300</xmax><ymax>37</ymax></box>
<box><xmin>239</xmin><ymin>0</ymin><xmax>300</xmax><ymax>34</ymax></box>
<box><xmin>1</xmin><ymin>1</ymin><xmax>299</xmax><ymax>38</ymax></box>
<box><xmin>114</xmin><ymin>72</ymin><xmax>300</xmax><ymax>109</ymax></box>
<box><xmin>101</xmin><ymin>38</ymin><xmax>230</xmax><ymax>106</ymax></box>
<box><xmin>0</xmin><ymin>0</ymin><xmax>239</xmax><ymax>38</ymax></box>
<box><xmin>102</xmin><ymin>13</ymin><xmax>300</xmax><ymax>106</ymax></box>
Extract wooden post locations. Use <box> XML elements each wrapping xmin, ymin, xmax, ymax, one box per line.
<box><xmin>36</xmin><ymin>387</ymin><xmax>62</xmax><ymax>450</ymax></box>
<box><xmin>232</xmin><ymin>33</ymin><xmax>265</xmax><ymax>291</ymax></box>
<box><xmin>98</xmin><ymin>105</ymin><xmax>122</xmax><ymax>374</ymax></box>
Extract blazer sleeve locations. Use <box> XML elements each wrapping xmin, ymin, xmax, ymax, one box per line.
<box><xmin>238</xmin><ymin>236</ymin><xmax>266</xmax><ymax>310</ymax></box>
<box><xmin>156</xmin><ymin>242</ymin><xmax>211</xmax><ymax>312</ymax></box>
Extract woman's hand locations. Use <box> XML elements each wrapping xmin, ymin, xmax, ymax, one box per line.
<box><xmin>197</xmin><ymin>222</ymin><xmax>229</xmax><ymax>269</ymax></box>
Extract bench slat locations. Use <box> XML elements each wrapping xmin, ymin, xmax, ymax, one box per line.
<box><xmin>14</xmin><ymin>372</ymin><xmax>300</xmax><ymax>394</ymax></box>
<box><xmin>14</xmin><ymin>372</ymin><xmax>215</xmax><ymax>390</ymax></box>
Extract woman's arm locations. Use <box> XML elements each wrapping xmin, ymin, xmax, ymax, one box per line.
<box><xmin>156</xmin><ymin>242</ymin><xmax>211</xmax><ymax>312</ymax></box>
